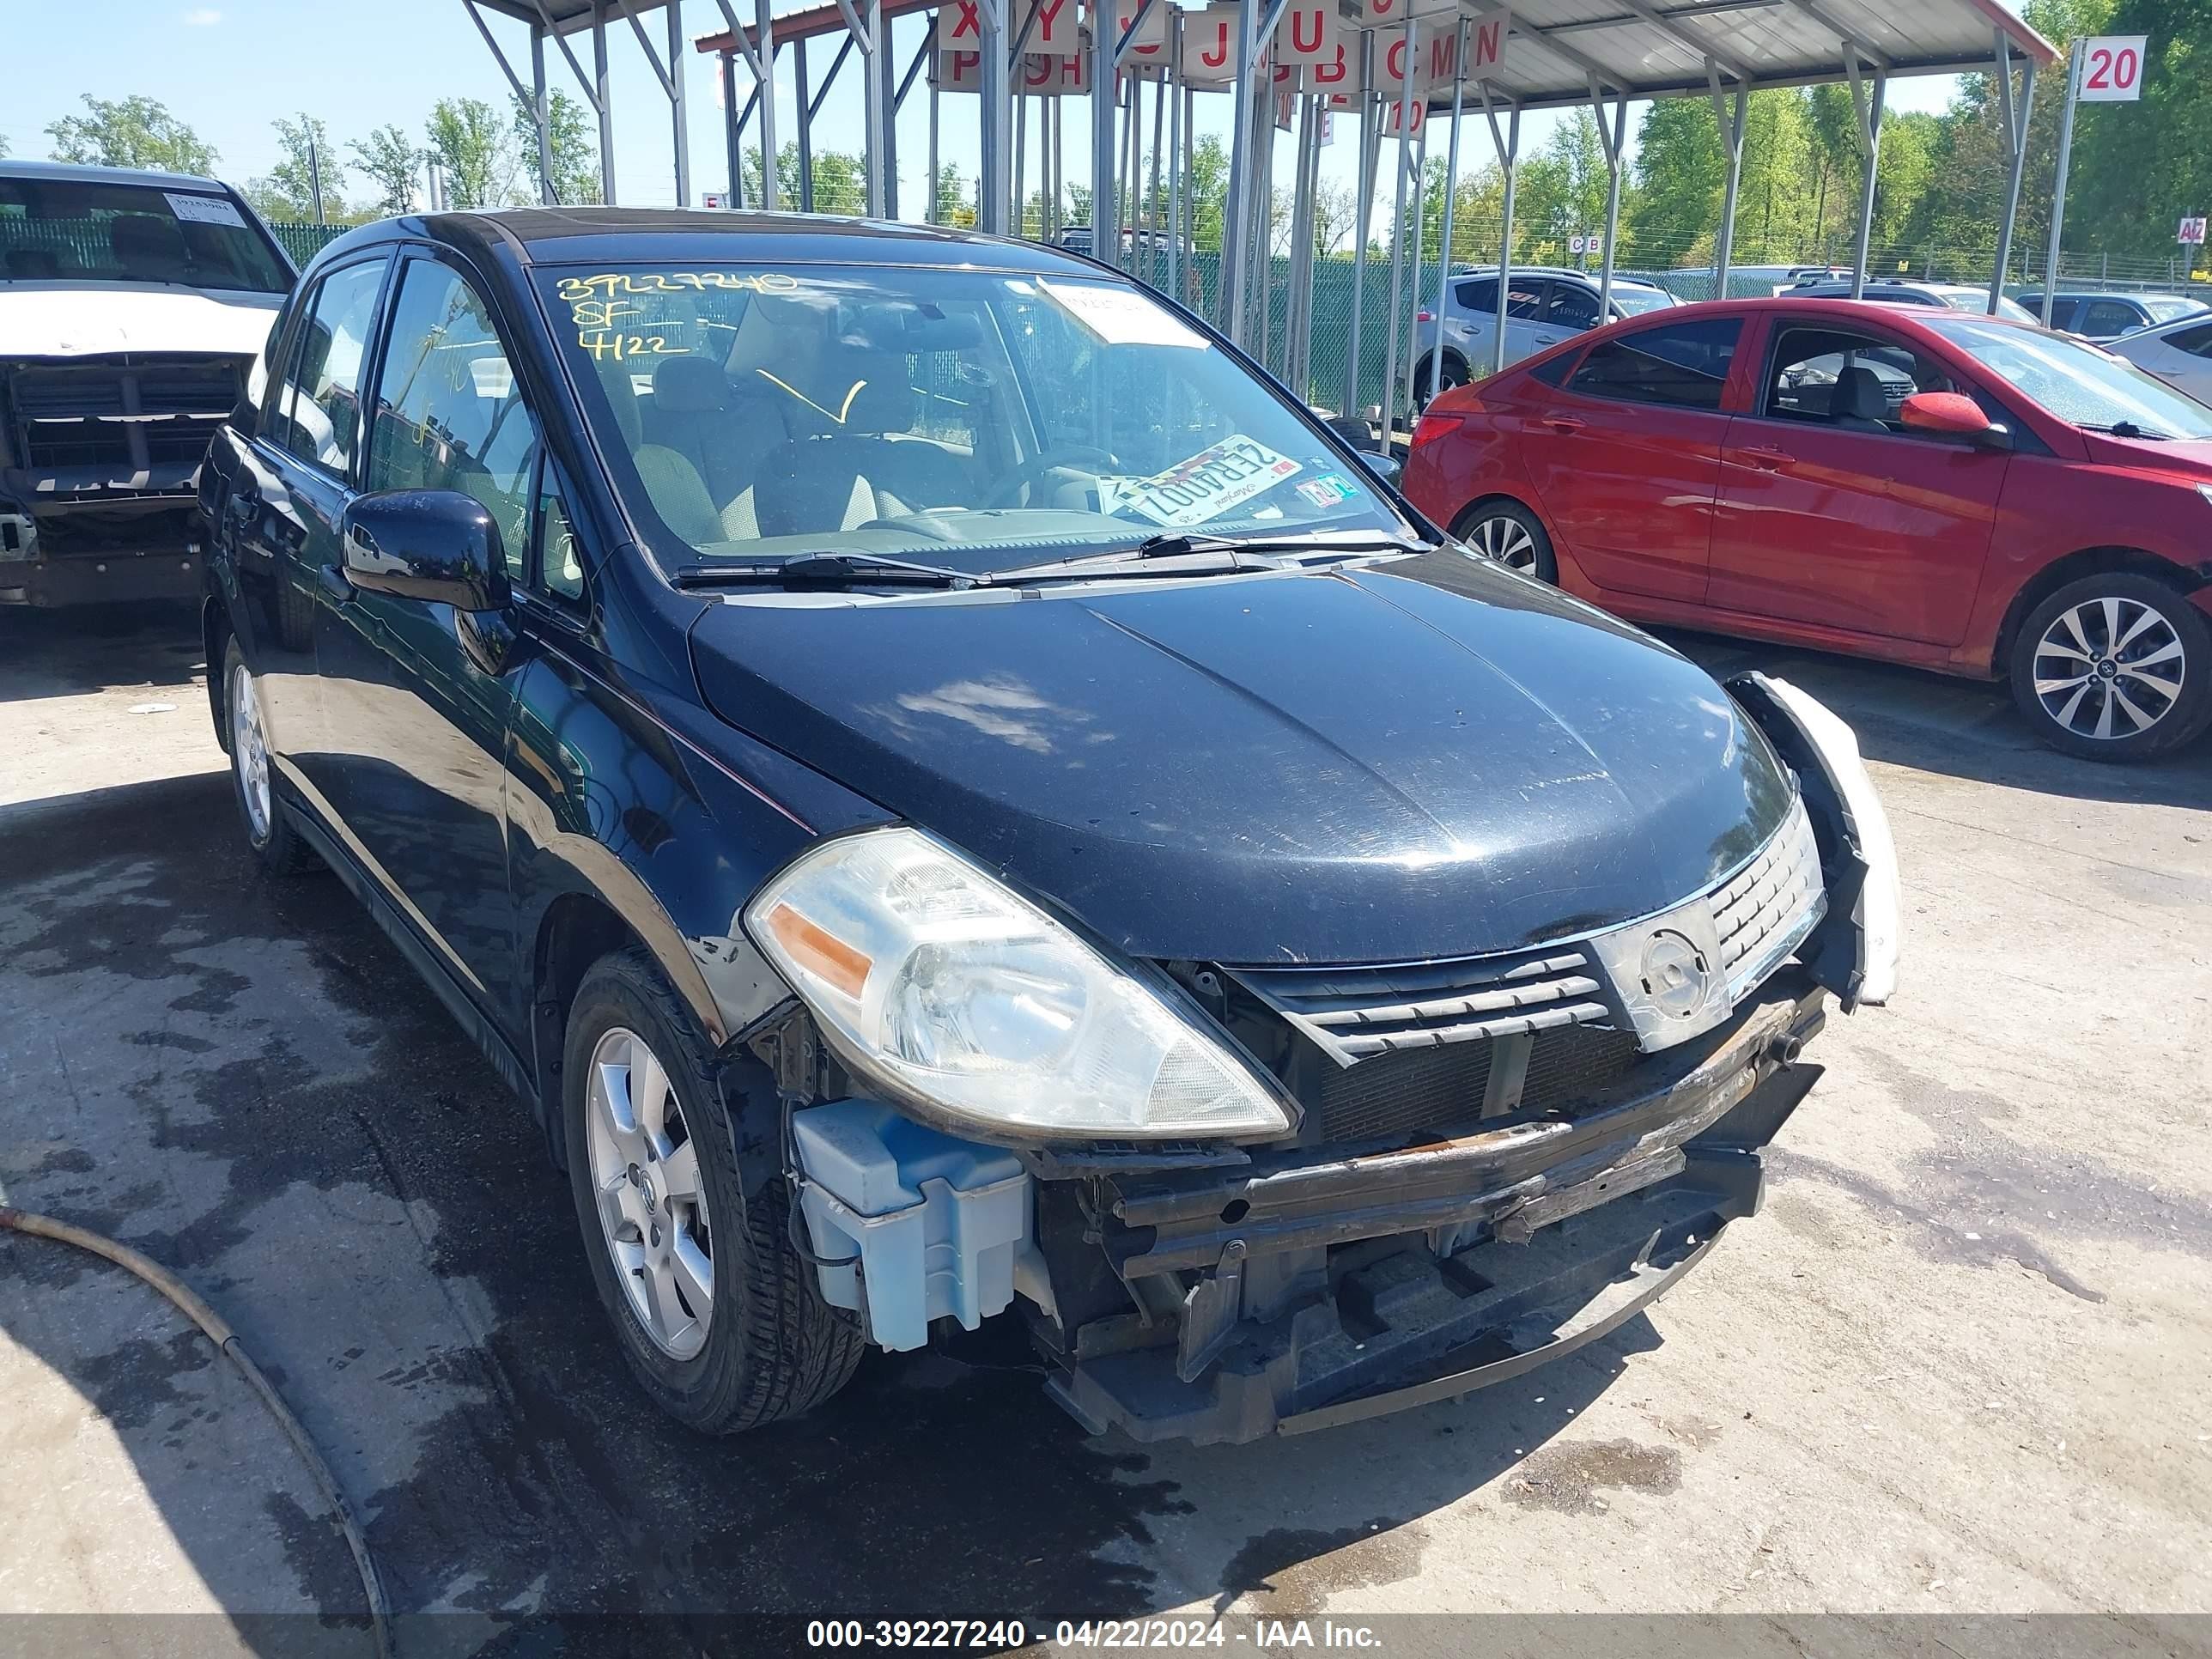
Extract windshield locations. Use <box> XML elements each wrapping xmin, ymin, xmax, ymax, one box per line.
<box><xmin>1926</xmin><ymin>315</ymin><xmax>2212</xmax><ymax>439</ymax></box>
<box><xmin>1610</xmin><ymin>288</ymin><xmax>1674</xmax><ymax>316</ymax></box>
<box><xmin>0</xmin><ymin>178</ymin><xmax>290</xmax><ymax>294</ymax></box>
<box><xmin>2145</xmin><ymin>296</ymin><xmax>2208</xmax><ymax>324</ymax></box>
<box><xmin>1936</xmin><ymin>289</ymin><xmax>2035</xmax><ymax>323</ymax></box>
<box><xmin>538</xmin><ymin>264</ymin><xmax>1409</xmax><ymax>574</ymax></box>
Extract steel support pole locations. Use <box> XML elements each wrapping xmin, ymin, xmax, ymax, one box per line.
<box><xmin>1483</xmin><ymin>88</ymin><xmax>1520</xmax><ymax>378</ymax></box>
<box><xmin>1708</xmin><ymin>64</ymin><xmax>1746</xmax><ymax>301</ymax></box>
<box><xmin>1015</xmin><ymin>92</ymin><xmax>1030</xmax><ymax>232</ymax></box>
<box><xmin>1222</xmin><ymin>0</ymin><xmax>1261</xmax><ymax>340</ymax></box>
<box><xmin>2041</xmin><ymin>40</ymin><xmax>2082</xmax><ymax>325</ymax></box>
<box><xmin>1344</xmin><ymin>46</ymin><xmax>1377</xmax><ymax>418</ymax></box>
<box><xmin>531</xmin><ymin>27</ymin><xmax>556</xmax><ymax>204</ymax></box>
<box><xmin>1428</xmin><ymin>23</ymin><xmax>1468</xmax><ymax>410</ymax></box>
<box><xmin>1091</xmin><ymin>6</ymin><xmax>1115</xmax><ymax>261</ymax></box>
<box><xmin>1285</xmin><ymin>94</ymin><xmax>1318</xmax><ymax>393</ymax></box>
<box><xmin>794</xmin><ymin>40</ymin><xmax>815</xmax><ymax>209</ymax></box>
<box><xmin>1595</xmin><ymin>88</ymin><xmax>1625</xmax><ymax>316</ymax></box>
<box><xmin>1401</xmin><ymin>94</ymin><xmax>1431</xmax><ymax>422</ymax></box>
<box><xmin>1147</xmin><ymin>60</ymin><xmax>1167</xmax><ymax>278</ymax></box>
<box><xmin>667</xmin><ymin>0</ymin><xmax>691</xmax><ymax>206</ymax></box>
<box><xmin>864</xmin><ymin>0</ymin><xmax>896</xmax><ymax>216</ymax></box>
<box><xmin>593</xmin><ymin>4</ymin><xmax>617</xmax><ymax>204</ymax></box>
<box><xmin>723</xmin><ymin>51</ymin><xmax>743</xmax><ymax>205</ymax></box>
<box><xmin>1377</xmin><ymin>13</ymin><xmax>1417</xmax><ymax>438</ymax></box>
<box><xmin>753</xmin><ymin>0</ymin><xmax>777</xmax><ymax>208</ymax></box>
<box><xmin>927</xmin><ymin>67</ymin><xmax>940</xmax><ymax>222</ymax></box>
<box><xmin>1988</xmin><ymin>43</ymin><xmax>2037</xmax><ymax>313</ymax></box>
<box><xmin>1254</xmin><ymin>91</ymin><xmax>1278</xmax><ymax>364</ymax></box>
<box><xmin>1845</xmin><ymin>58</ymin><xmax>1886</xmax><ymax>300</ymax></box>
<box><xmin>978</xmin><ymin>0</ymin><xmax>1011</xmax><ymax>233</ymax></box>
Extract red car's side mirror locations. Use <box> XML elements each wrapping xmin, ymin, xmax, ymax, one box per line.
<box><xmin>1900</xmin><ymin>391</ymin><xmax>2009</xmax><ymax>448</ymax></box>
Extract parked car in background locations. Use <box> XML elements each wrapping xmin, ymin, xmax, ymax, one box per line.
<box><xmin>2106</xmin><ymin>311</ymin><xmax>2212</xmax><ymax>404</ymax></box>
<box><xmin>1786</xmin><ymin>277</ymin><xmax>2039</xmax><ymax>323</ymax></box>
<box><xmin>2017</xmin><ymin>290</ymin><xmax>2207</xmax><ymax>339</ymax></box>
<box><xmin>199</xmin><ymin>209</ymin><xmax>1894</xmax><ymax>1445</ymax></box>
<box><xmin>0</xmin><ymin>160</ymin><xmax>294</xmax><ymax>607</ymax></box>
<box><xmin>1775</xmin><ymin>267</ymin><xmax>1851</xmax><ymax>294</ymax></box>
<box><xmin>1411</xmin><ymin>267</ymin><xmax>1675</xmax><ymax>406</ymax></box>
<box><xmin>1405</xmin><ymin>297</ymin><xmax>2212</xmax><ymax>761</ymax></box>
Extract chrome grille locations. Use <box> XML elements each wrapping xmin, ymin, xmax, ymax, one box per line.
<box><xmin>1230</xmin><ymin>947</ymin><xmax>1612</xmax><ymax>1063</ymax></box>
<box><xmin>1711</xmin><ymin>800</ymin><xmax>1825</xmax><ymax>997</ymax></box>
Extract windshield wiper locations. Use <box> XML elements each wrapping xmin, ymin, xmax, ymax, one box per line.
<box><xmin>991</xmin><ymin>530</ymin><xmax>1422</xmax><ymax>585</ymax></box>
<box><xmin>2081</xmin><ymin>421</ymin><xmax>2174</xmax><ymax>441</ymax></box>
<box><xmin>672</xmin><ymin>551</ymin><xmax>989</xmax><ymax>590</ymax></box>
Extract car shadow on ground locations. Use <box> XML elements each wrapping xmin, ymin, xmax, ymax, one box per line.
<box><xmin>0</xmin><ymin>601</ymin><xmax>208</xmax><ymax>705</ymax></box>
<box><xmin>0</xmin><ymin>768</ymin><xmax>1660</xmax><ymax>1645</ymax></box>
<box><xmin>1660</xmin><ymin>628</ymin><xmax>2211</xmax><ymax>811</ymax></box>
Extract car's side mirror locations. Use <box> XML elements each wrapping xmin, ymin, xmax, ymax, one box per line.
<box><xmin>1358</xmin><ymin>449</ymin><xmax>1406</xmax><ymax>488</ymax></box>
<box><xmin>340</xmin><ymin>489</ymin><xmax>510</xmax><ymax>611</ymax></box>
<box><xmin>1900</xmin><ymin>391</ymin><xmax>2011</xmax><ymax>450</ymax></box>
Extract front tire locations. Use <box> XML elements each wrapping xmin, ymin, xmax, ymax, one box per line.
<box><xmin>1454</xmin><ymin>500</ymin><xmax>1558</xmax><ymax>584</ymax></box>
<box><xmin>222</xmin><ymin>639</ymin><xmax>313</xmax><ymax>874</ymax></box>
<box><xmin>2008</xmin><ymin>574</ymin><xmax>2211</xmax><ymax>761</ymax></box>
<box><xmin>562</xmin><ymin>947</ymin><xmax>864</xmax><ymax>1433</ymax></box>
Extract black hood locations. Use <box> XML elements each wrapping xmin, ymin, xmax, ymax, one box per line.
<box><xmin>689</xmin><ymin>551</ymin><xmax>1797</xmax><ymax>964</ymax></box>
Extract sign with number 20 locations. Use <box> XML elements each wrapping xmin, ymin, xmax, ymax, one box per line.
<box><xmin>2078</xmin><ymin>34</ymin><xmax>2147</xmax><ymax>102</ymax></box>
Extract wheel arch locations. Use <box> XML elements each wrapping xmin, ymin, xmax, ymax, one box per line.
<box><xmin>1994</xmin><ymin>546</ymin><xmax>2207</xmax><ymax>677</ymax></box>
<box><xmin>1449</xmin><ymin>489</ymin><xmax>1553</xmax><ymax>541</ymax></box>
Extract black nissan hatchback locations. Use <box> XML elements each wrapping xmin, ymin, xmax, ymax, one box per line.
<box><xmin>200</xmin><ymin>210</ymin><xmax>1899</xmax><ymax>1445</ymax></box>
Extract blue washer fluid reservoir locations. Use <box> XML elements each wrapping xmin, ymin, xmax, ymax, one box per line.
<box><xmin>790</xmin><ymin>1099</ymin><xmax>1033</xmax><ymax>1352</ymax></box>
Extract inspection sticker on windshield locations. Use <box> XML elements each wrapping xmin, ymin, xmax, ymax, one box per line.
<box><xmin>1101</xmin><ymin>435</ymin><xmax>1303</xmax><ymax>528</ymax></box>
<box><xmin>1037</xmin><ymin>279</ymin><xmax>1207</xmax><ymax>349</ymax></box>
<box><xmin>164</xmin><ymin>192</ymin><xmax>246</xmax><ymax>228</ymax></box>
<box><xmin>1296</xmin><ymin>472</ymin><xmax>1362</xmax><ymax>507</ymax></box>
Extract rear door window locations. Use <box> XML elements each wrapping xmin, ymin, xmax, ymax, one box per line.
<box><xmin>269</xmin><ymin>257</ymin><xmax>389</xmax><ymax>477</ymax></box>
<box><xmin>2081</xmin><ymin>300</ymin><xmax>2141</xmax><ymax>337</ymax></box>
<box><xmin>1567</xmin><ymin>319</ymin><xmax>1741</xmax><ymax>410</ymax></box>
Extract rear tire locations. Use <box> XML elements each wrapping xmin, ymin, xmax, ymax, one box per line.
<box><xmin>562</xmin><ymin>946</ymin><xmax>865</xmax><ymax>1433</ymax></box>
<box><xmin>2008</xmin><ymin>574</ymin><xmax>2211</xmax><ymax>761</ymax></box>
<box><xmin>1453</xmin><ymin>500</ymin><xmax>1558</xmax><ymax>584</ymax></box>
<box><xmin>1413</xmin><ymin>354</ymin><xmax>1470</xmax><ymax>412</ymax></box>
<box><xmin>222</xmin><ymin>639</ymin><xmax>313</xmax><ymax>875</ymax></box>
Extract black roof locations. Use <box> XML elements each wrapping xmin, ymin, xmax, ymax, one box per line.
<box><xmin>309</xmin><ymin>207</ymin><xmax>1106</xmax><ymax>276</ymax></box>
<box><xmin>0</xmin><ymin>158</ymin><xmax>236</xmax><ymax>193</ymax></box>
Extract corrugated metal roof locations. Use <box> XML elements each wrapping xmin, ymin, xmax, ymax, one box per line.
<box><xmin>692</xmin><ymin>0</ymin><xmax>2057</xmax><ymax>110</ymax></box>
<box><xmin>475</xmin><ymin>0</ymin><xmax>678</xmax><ymax>38</ymax></box>
<box><xmin>1453</xmin><ymin>0</ymin><xmax>2054</xmax><ymax>112</ymax></box>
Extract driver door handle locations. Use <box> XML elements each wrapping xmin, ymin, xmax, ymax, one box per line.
<box><xmin>1736</xmin><ymin>445</ymin><xmax>1793</xmax><ymax>471</ymax></box>
<box><xmin>1540</xmin><ymin>416</ymin><xmax>1585</xmax><ymax>434</ymax></box>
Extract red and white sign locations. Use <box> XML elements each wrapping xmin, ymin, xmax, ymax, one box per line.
<box><xmin>2077</xmin><ymin>34</ymin><xmax>2147</xmax><ymax>101</ymax></box>
<box><xmin>1278</xmin><ymin>1</ymin><xmax>1341</xmax><ymax>66</ymax></box>
<box><xmin>1373</xmin><ymin>23</ymin><xmax>1425</xmax><ymax>88</ymax></box>
<box><xmin>1020</xmin><ymin>49</ymin><xmax>1091</xmax><ymax>94</ymax></box>
<box><xmin>1364</xmin><ymin>0</ymin><xmax>1459</xmax><ymax>27</ymax></box>
<box><xmin>1305</xmin><ymin>35</ymin><xmax>1354</xmax><ymax>94</ymax></box>
<box><xmin>1099</xmin><ymin>0</ymin><xmax>1169</xmax><ymax>65</ymax></box>
<box><xmin>2180</xmin><ymin>216</ymin><xmax>2209</xmax><ymax>247</ymax></box>
<box><xmin>1022</xmin><ymin>0</ymin><xmax>1076</xmax><ymax>52</ymax></box>
<box><xmin>933</xmin><ymin>47</ymin><xmax>982</xmax><ymax>89</ymax></box>
<box><xmin>1181</xmin><ymin>4</ymin><xmax>1237</xmax><ymax>83</ymax></box>
<box><xmin>1466</xmin><ymin>11</ymin><xmax>1509</xmax><ymax>77</ymax></box>
<box><xmin>1378</xmin><ymin>95</ymin><xmax>1426</xmax><ymax>137</ymax></box>
<box><xmin>941</xmin><ymin>0</ymin><xmax>984</xmax><ymax>47</ymax></box>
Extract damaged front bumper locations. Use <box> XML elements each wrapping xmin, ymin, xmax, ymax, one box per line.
<box><xmin>1041</xmin><ymin>975</ymin><xmax>1826</xmax><ymax>1445</ymax></box>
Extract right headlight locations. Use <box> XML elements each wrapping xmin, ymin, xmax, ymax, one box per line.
<box><xmin>744</xmin><ymin>827</ymin><xmax>1295</xmax><ymax>1142</ymax></box>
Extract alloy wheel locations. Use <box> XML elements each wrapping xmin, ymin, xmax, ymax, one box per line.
<box><xmin>2031</xmin><ymin>596</ymin><xmax>2187</xmax><ymax>743</ymax></box>
<box><xmin>586</xmin><ymin>1026</ymin><xmax>714</xmax><ymax>1360</ymax></box>
<box><xmin>1469</xmin><ymin>514</ymin><xmax>1540</xmax><ymax>573</ymax></box>
<box><xmin>228</xmin><ymin>660</ymin><xmax>272</xmax><ymax>842</ymax></box>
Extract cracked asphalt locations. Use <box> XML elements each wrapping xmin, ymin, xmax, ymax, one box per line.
<box><xmin>1</xmin><ymin>600</ymin><xmax>2208</xmax><ymax>1652</ymax></box>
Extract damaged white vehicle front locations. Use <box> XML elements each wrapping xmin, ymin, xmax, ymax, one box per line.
<box><xmin>0</xmin><ymin>162</ymin><xmax>292</xmax><ymax>607</ymax></box>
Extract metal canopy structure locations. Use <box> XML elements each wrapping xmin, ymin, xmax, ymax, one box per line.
<box><xmin>1410</xmin><ymin>0</ymin><xmax>2054</xmax><ymax>112</ymax></box>
<box><xmin>470</xmin><ymin>0</ymin><xmax>2061</xmax><ymax>440</ymax></box>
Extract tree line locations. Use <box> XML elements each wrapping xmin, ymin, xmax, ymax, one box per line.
<box><xmin>32</xmin><ymin>89</ymin><xmax>604</xmax><ymax>223</ymax></box>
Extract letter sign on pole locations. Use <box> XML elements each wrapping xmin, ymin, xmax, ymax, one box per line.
<box><xmin>1279</xmin><ymin>1</ymin><xmax>1341</xmax><ymax>67</ymax></box>
<box><xmin>1024</xmin><ymin>0</ymin><xmax>1074</xmax><ymax>53</ymax></box>
<box><xmin>1182</xmin><ymin>4</ymin><xmax>1237</xmax><ymax>84</ymax></box>
<box><xmin>2180</xmin><ymin>217</ymin><xmax>2208</xmax><ymax>246</ymax></box>
<box><xmin>2077</xmin><ymin>34</ymin><xmax>2147</xmax><ymax>101</ymax></box>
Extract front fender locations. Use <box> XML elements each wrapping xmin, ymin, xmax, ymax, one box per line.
<box><xmin>1728</xmin><ymin>672</ymin><xmax>1900</xmax><ymax>1011</ymax></box>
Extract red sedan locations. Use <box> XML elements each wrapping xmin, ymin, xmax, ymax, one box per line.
<box><xmin>1404</xmin><ymin>297</ymin><xmax>2212</xmax><ymax>760</ymax></box>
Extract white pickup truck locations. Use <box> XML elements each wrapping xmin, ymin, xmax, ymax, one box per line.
<box><xmin>0</xmin><ymin>161</ymin><xmax>294</xmax><ymax>607</ymax></box>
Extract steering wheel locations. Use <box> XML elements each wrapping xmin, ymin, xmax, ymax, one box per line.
<box><xmin>982</xmin><ymin>444</ymin><xmax>1125</xmax><ymax>510</ymax></box>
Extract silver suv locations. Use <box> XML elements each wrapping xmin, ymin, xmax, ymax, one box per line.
<box><xmin>1412</xmin><ymin>268</ymin><xmax>1675</xmax><ymax>405</ymax></box>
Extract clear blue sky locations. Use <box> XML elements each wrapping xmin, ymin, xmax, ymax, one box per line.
<box><xmin>2</xmin><ymin>1</ymin><xmax>2004</xmax><ymax>229</ymax></box>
